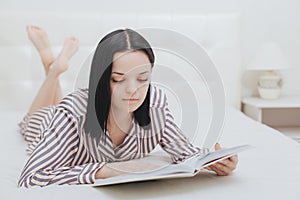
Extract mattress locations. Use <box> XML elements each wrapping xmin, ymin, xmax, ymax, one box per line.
<box><xmin>1</xmin><ymin>106</ymin><xmax>299</xmax><ymax>200</ymax></box>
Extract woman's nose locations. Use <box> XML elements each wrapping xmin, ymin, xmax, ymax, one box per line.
<box><xmin>125</xmin><ymin>81</ymin><xmax>137</xmax><ymax>94</ymax></box>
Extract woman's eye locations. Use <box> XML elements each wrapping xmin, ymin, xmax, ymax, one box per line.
<box><xmin>111</xmin><ymin>78</ymin><xmax>149</xmax><ymax>83</ymax></box>
<box><xmin>112</xmin><ymin>79</ymin><xmax>124</xmax><ymax>83</ymax></box>
<box><xmin>138</xmin><ymin>78</ymin><xmax>148</xmax><ymax>82</ymax></box>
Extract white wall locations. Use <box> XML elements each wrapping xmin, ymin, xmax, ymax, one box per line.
<box><xmin>1</xmin><ymin>0</ymin><xmax>299</xmax><ymax>97</ymax></box>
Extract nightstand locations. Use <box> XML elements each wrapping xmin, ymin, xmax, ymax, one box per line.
<box><xmin>241</xmin><ymin>96</ymin><xmax>300</xmax><ymax>142</ymax></box>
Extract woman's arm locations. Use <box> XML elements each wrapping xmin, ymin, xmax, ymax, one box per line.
<box><xmin>159</xmin><ymin>98</ymin><xmax>209</xmax><ymax>163</ymax></box>
<box><xmin>159</xmin><ymin>96</ymin><xmax>238</xmax><ymax>175</ymax></box>
<box><xmin>18</xmin><ymin>108</ymin><xmax>105</xmax><ymax>188</ymax></box>
<box><xmin>95</xmin><ymin>160</ymin><xmax>162</xmax><ymax>179</ymax></box>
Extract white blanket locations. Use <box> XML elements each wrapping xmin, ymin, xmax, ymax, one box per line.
<box><xmin>1</xmin><ymin>106</ymin><xmax>299</xmax><ymax>200</ymax></box>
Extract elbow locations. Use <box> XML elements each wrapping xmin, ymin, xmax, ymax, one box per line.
<box><xmin>18</xmin><ymin>177</ymin><xmax>28</xmax><ymax>188</ymax></box>
<box><xmin>18</xmin><ymin>173</ymin><xmax>47</xmax><ymax>188</ymax></box>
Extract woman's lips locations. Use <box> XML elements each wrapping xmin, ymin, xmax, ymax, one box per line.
<box><xmin>123</xmin><ymin>98</ymin><xmax>139</xmax><ymax>101</ymax></box>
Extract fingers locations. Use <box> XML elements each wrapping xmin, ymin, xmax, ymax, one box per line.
<box><xmin>219</xmin><ymin>155</ymin><xmax>238</xmax><ymax>168</ymax></box>
<box><xmin>205</xmin><ymin>155</ymin><xmax>238</xmax><ymax>176</ymax></box>
<box><xmin>229</xmin><ymin>154</ymin><xmax>239</xmax><ymax>167</ymax></box>
<box><xmin>205</xmin><ymin>163</ymin><xmax>228</xmax><ymax>176</ymax></box>
<box><xmin>208</xmin><ymin>163</ymin><xmax>230</xmax><ymax>176</ymax></box>
<box><xmin>215</xmin><ymin>143</ymin><xmax>222</xmax><ymax>150</ymax></box>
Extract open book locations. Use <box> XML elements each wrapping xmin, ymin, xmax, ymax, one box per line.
<box><xmin>92</xmin><ymin>144</ymin><xmax>252</xmax><ymax>186</ymax></box>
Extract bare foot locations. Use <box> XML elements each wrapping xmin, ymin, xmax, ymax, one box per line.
<box><xmin>49</xmin><ymin>37</ymin><xmax>79</xmax><ymax>76</ymax></box>
<box><xmin>26</xmin><ymin>25</ymin><xmax>54</xmax><ymax>72</ymax></box>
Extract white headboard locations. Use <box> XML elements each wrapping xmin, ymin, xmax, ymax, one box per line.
<box><xmin>0</xmin><ymin>11</ymin><xmax>240</xmax><ymax>112</ymax></box>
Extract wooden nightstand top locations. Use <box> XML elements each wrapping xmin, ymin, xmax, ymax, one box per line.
<box><xmin>242</xmin><ymin>96</ymin><xmax>300</xmax><ymax>108</ymax></box>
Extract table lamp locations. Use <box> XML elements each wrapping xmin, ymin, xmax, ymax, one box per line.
<box><xmin>247</xmin><ymin>42</ymin><xmax>289</xmax><ymax>99</ymax></box>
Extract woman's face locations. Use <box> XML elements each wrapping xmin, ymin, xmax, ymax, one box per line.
<box><xmin>110</xmin><ymin>50</ymin><xmax>152</xmax><ymax>114</ymax></box>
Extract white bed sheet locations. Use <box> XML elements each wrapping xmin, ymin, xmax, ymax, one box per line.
<box><xmin>0</xmin><ymin>106</ymin><xmax>299</xmax><ymax>200</ymax></box>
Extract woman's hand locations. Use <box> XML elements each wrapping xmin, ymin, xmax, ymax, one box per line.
<box><xmin>107</xmin><ymin>160</ymin><xmax>162</xmax><ymax>174</ymax></box>
<box><xmin>95</xmin><ymin>160</ymin><xmax>162</xmax><ymax>179</ymax></box>
<box><xmin>205</xmin><ymin>143</ymin><xmax>238</xmax><ymax>176</ymax></box>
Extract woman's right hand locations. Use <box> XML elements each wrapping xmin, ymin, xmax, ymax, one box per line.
<box><xmin>95</xmin><ymin>160</ymin><xmax>162</xmax><ymax>179</ymax></box>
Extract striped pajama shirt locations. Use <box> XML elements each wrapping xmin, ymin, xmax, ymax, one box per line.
<box><xmin>18</xmin><ymin>85</ymin><xmax>209</xmax><ymax>188</ymax></box>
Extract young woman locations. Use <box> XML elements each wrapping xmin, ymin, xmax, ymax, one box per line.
<box><xmin>18</xmin><ymin>25</ymin><xmax>238</xmax><ymax>188</ymax></box>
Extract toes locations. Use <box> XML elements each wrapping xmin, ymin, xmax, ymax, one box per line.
<box><xmin>31</xmin><ymin>25</ymin><xmax>41</xmax><ymax>30</ymax></box>
<box><xmin>69</xmin><ymin>36</ymin><xmax>77</xmax><ymax>41</ymax></box>
<box><xmin>26</xmin><ymin>25</ymin><xmax>44</xmax><ymax>34</ymax></box>
<box><xmin>66</xmin><ymin>37</ymin><xmax>79</xmax><ymax>45</ymax></box>
<box><xmin>26</xmin><ymin>25</ymin><xmax>33</xmax><ymax>33</ymax></box>
<box><xmin>63</xmin><ymin>37</ymin><xmax>79</xmax><ymax>52</ymax></box>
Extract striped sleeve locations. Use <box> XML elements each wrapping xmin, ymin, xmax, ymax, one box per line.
<box><xmin>18</xmin><ymin>107</ymin><xmax>105</xmax><ymax>188</ymax></box>
<box><xmin>159</xmin><ymin>95</ymin><xmax>209</xmax><ymax>164</ymax></box>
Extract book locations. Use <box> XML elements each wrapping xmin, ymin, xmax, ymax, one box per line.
<box><xmin>92</xmin><ymin>144</ymin><xmax>252</xmax><ymax>186</ymax></box>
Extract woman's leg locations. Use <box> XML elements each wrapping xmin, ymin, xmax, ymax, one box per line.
<box><xmin>26</xmin><ymin>25</ymin><xmax>65</xmax><ymax>106</ymax></box>
<box><xmin>26</xmin><ymin>25</ymin><xmax>78</xmax><ymax>115</ymax></box>
<box><xmin>27</xmin><ymin>69</ymin><xmax>59</xmax><ymax>116</ymax></box>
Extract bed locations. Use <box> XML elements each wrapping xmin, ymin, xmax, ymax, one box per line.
<box><xmin>0</xmin><ymin>11</ymin><xmax>299</xmax><ymax>200</ymax></box>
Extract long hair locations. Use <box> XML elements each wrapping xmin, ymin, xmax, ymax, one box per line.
<box><xmin>83</xmin><ymin>29</ymin><xmax>155</xmax><ymax>142</ymax></box>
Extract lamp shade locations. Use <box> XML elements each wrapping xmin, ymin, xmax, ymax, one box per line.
<box><xmin>247</xmin><ymin>42</ymin><xmax>289</xmax><ymax>70</ymax></box>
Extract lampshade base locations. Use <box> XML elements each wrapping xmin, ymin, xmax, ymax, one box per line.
<box><xmin>257</xmin><ymin>70</ymin><xmax>282</xmax><ymax>99</ymax></box>
<box><xmin>258</xmin><ymin>87</ymin><xmax>281</xmax><ymax>99</ymax></box>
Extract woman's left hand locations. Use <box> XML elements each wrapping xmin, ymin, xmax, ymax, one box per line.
<box><xmin>204</xmin><ymin>143</ymin><xmax>238</xmax><ymax>176</ymax></box>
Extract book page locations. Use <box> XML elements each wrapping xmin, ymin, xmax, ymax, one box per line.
<box><xmin>93</xmin><ymin>154</ymin><xmax>195</xmax><ymax>186</ymax></box>
<box><xmin>195</xmin><ymin>144</ymin><xmax>252</xmax><ymax>171</ymax></box>
<box><xmin>92</xmin><ymin>144</ymin><xmax>252</xmax><ymax>186</ymax></box>
<box><xmin>123</xmin><ymin>157</ymin><xmax>195</xmax><ymax>176</ymax></box>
